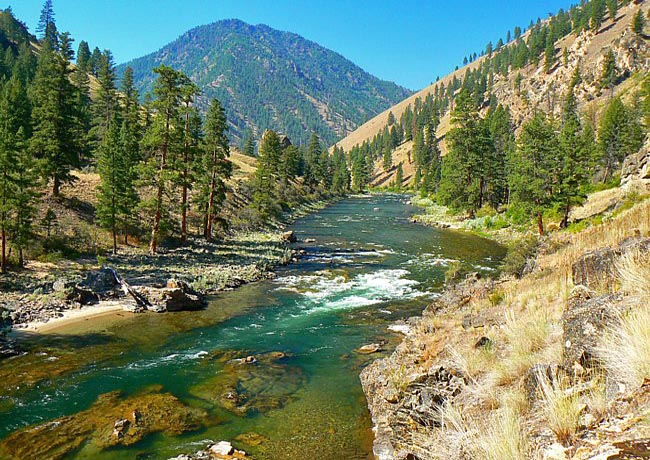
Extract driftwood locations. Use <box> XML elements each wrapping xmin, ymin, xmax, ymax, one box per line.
<box><xmin>104</xmin><ymin>266</ymin><xmax>151</xmax><ymax>309</ymax></box>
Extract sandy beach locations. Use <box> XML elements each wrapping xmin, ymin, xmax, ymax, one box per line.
<box><xmin>14</xmin><ymin>300</ymin><xmax>134</xmax><ymax>334</ymax></box>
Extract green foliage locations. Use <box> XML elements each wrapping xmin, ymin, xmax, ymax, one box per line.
<box><xmin>502</xmin><ymin>234</ymin><xmax>539</xmax><ymax>278</ymax></box>
<box><xmin>632</xmin><ymin>10</ymin><xmax>645</xmax><ymax>35</ymax></box>
<box><xmin>118</xmin><ymin>19</ymin><xmax>411</xmax><ymax>146</ymax></box>
<box><xmin>445</xmin><ymin>260</ymin><xmax>462</xmax><ymax>284</ymax></box>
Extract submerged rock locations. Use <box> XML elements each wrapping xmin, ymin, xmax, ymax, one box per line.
<box><xmin>0</xmin><ymin>387</ymin><xmax>207</xmax><ymax>460</ymax></box>
<box><xmin>356</xmin><ymin>343</ymin><xmax>383</xmax><ymax>354</ymax></box>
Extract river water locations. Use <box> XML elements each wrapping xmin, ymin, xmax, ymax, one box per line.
<box><xmin>0</xmin><ymin>194</ymin><xmax>505</xmax><ymax>460</ymax></box>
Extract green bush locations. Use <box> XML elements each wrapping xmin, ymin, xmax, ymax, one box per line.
<box><xmin>502</xmin><ymin>234</ymin><xmax>539</xmax><ymax>278</ymax></box>
<box><xmin>445</xmin><ymin>260</ymin><xmax>462</xmax><ymax>284</ymax></box>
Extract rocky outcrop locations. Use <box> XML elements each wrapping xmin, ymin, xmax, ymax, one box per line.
<box><xmin>561</xmin><ymin>288</ymin><xmax>625</xmax><ymax>371</ymax></box>
<box><xmin>571</xmin><ymin>236</ymin><xmax>650</xmax><ymax>291</ymax></box>
<box><xmin>134</xmin><ymin>279</ymin><xmax>206</xmax><ymax>313</ymax></box>
<box><xmin>621</xmin><ymin>137</ymin><xmax>650</xmax><ymax>192</ymax></box>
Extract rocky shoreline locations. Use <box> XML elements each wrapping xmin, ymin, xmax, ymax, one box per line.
<box><xmin>359</xmin><ymin>235</ymin><xmax>650</xmax><ymax>460</ymax></box>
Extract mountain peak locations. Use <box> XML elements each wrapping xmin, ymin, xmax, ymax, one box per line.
<box><xmin>118</xmin><ymin>20</ymin><xmax>412</xmax><ymax>146</ymax></box>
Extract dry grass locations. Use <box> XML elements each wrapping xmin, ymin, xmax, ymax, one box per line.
<box><xmin>599</xmin><ymin>303</ymin><xmax>650</xmax><ymax>389</ymax></box>
<box><xmin>411</xmin><ymin>399</ymin><xmax>529</xmax><ymax>460</ymax></box>
<box><xmin>616</xmin><ymin>247</ymin><xmax>650</xmax><ymax>297</ymax></box>
<box><xmin>537</xmin><ymin>371</ymin><xmax>584</xmax><ymax>445</ymax></box>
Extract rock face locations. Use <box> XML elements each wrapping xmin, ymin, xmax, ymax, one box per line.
<box><xmin>562</xmin><ymin>289</ymin><xmax>624</xmax><ymax>371</ymax></box>
<box><xmin>621</xmin><ymin>137</ymin><xmax>650</xmax><ymax>192</ymax></box>
<box><xmin>571</xmin><ymin>237</ymin><xmax>650</xmax><ymax>291</ymax></box>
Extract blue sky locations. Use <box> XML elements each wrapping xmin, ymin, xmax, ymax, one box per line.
<box><xmin>6</xmin><ymin>0</ymin><xmax>573</xmax><ymax>90</ymax></box>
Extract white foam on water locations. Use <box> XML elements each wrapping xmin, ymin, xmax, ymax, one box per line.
<box><xmin>275</xmin><ymin>269</ymin><xmax>425</xmax><ymax>315</ymax></box>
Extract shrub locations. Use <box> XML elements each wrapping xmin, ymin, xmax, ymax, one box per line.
<box><xmin>501</xmin><ymin>234</ymin><xmax>539</xmax><ymax>278</ymax></box>
<box><xmin>537</xmin><ymin>371</ymin><xmax>583</xmax><ymax>445</ymax></box>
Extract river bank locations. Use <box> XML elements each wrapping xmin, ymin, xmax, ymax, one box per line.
<box><xmin>359</xmin><ymin>198</ymin><xmax>650</xmax><ymax>460</ymax></box>
<box><xmin>0</xmin><ymin>198</ymin><xmax>336</xmax><ymax>333</ymax></box>
<box><xmin>0</xmin><ymin>194</ymin><xmax>505</xmax><ymax>460</ymax></box>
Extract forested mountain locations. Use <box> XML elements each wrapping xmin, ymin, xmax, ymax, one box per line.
<box><xmin>338</xmin><ymin>0</ymin><xmax>649</xmax><ymax>197</ymax></box>
<box><xmin>117</xmin><ymin>19</ymin><xmax>412</xmax><ymax>147</ymax></box>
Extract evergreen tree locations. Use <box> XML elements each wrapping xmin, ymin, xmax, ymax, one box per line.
<box><xmin>632</xmin><ymin>10</ymin><xmax>645</xmax><ymax>35</ymax></box>
<box><xmin>600</xmin><ymin>49</ymin><xmax>618</xmax><ymax>94</ymax></box>
<box><xmin>76</xmin><ymin>40</ymin><xmax>91</xmax><ymax>72</ymax></box>
<box><xmin>606</xmin><ymin>0</ymin><xmax>618</xmax><ymax>21</ymax></box>
<box><xmin>394</xmin><ymin>163</ymin><xmax>404</xmax><ymax>190</ymax></box>
<box><xmin>558</xmin><ymin>86</ymin><xmax>590</xmax><ymax>227</ymax></box>
<box><xmin>544</xmin><ymin>38</ymin><xmax>556</xmax><ymax>73</ymax></box>
<box><xmin>510</xmin><ymin>112</ymin><xmax>559</xmax><ymax>235</ymax></box>
<box><xmin>92</xmin><ymin>49</ymin><xmax>118</xmax><ymax>145</ymax></box>
<box><xmin>199</xmin><ymin>99</ymin><xmax>232</xmax><ymax>240</ymax></box>
<box><xmin>96</xmin><ymin>117</ymin><xmax>127</xmax><ymax>254</ymax></box>
<box><xmin>36</xmin><ymin>0</ymin><xmax>57</xmax><ymax>45</ymax></box>
<box><xmin>0</xmin><ymin>77</ymin><xmax>38</xmax><ymax>271</ymax></box>
<box><xmin>252</xmin><ymin>130</ymin><xmax>282</xmax><ymax>221</ymax></box>
<box><xmin>29</xmin><ymin>37</ymin><xmax>80</xmax><ymax>196</ymax></box>
<box><xmin>141</xmin><ymin>65</ymin><xmax>186</xmax><ymax>254</ymax></box>
<box><xmin>243</xmin><ymin>134</ymin><xmax>256</xmax><ymax>157</ymax></box>
<box><xmin>119</xmin><ymin>67</ymin><xmax>141</xmax><ymax>244</ymax></box>
<box><xmin>597</xmin><ymin>96</ymin><xmax>644</xmax><ymax>182</ymax></box>
<box><xmin>330</xmin><ymin>146</ymin><xmax>350</xmax><ymax>194</ymax></box>
<box><xmin>179</xmin><ymin>82</ymin><xmax>201</xmax><ymax>243</ymax></box>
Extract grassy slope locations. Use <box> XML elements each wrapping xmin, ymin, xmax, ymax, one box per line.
<box><xmin>334</xmin><ymin>1</ymin><xmax>649</xmax><ymax>189</ymax></box>
<box><xmin>364</xmin><ymin>187</ymin><xmax>650</xmax><ymax>458</ymax></box>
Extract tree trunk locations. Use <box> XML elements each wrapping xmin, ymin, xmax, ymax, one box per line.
<box><xmin>53</xmin><ymin>176</ymin><xmax>60</xmax><ymax>197</ymax></box>
<box><xmin>561</xmin><ymin>202</ymin><xmax>571</xmax><ymax>229</ymax></box>
<box><xmin>150</xmin><ymin>110</ymin><xmax>170</xmax><ymax>255</ymax></box>
<box><xmin>537</xmin><ymin>211</ymin><xmax>545</xmax><ymax>236</ymax></box>
<box><xmin>1</xmin><ymin>223</ymin><xmax>6</xmax><ymax>274</ymax></box>
<box><xmin>124</xmin><ymin>222</ymin><xmax>128</xmax><ymax>246</ymax></box>
<box><xmin>205</xmin><ymin>168</ymin><xmax>217</xmax><ymax>241</ymax></box>
<box><xmin>18</xmin><ymin>247</ymin><xmax>23</xmax><ymax>268</ymax></box>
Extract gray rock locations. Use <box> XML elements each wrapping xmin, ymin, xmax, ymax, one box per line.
<box><xmin>524</xmin><ymin>364</ymin><xmax>570</xmax><ymax>403</ymax></box>
<box><xmin>571</xmin><ymin>237</ymin><xmax>650</xmax><ymax>291</ymax></box>
<box><xmin>562</xmin><ymin>288</ymin><xmax>624</xmax><ymax>371</ymax></box>
<box><xmin>78</xmin><ymin>267</ymin><xmax>118</xmax><ymax>294</ymax></box>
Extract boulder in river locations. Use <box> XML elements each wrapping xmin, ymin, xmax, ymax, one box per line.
<box><xmin>356</xmin><ymin>343</ymin><xmax>383</xmax><ymax>354</ymax></box>
<box><xmin>281</xmin><ymin>230</ymin><xmax>297</xmax><ymax>243</ymax></box>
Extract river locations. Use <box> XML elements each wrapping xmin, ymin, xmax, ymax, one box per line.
<box><xmin>0</xmin><ymin>194</ymin><xmax>505</xmax><ymax>460</ymax></box>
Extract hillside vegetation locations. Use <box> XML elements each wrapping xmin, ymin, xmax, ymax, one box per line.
<box><xmin>118</xmin><ymin>19</ymin><xmax>412</xmax><ymax>147</ymax></box>
<box><xmin>336</xmin><ymin>1</ymin><xmax>649</xmax><ymax>192</ymax></box>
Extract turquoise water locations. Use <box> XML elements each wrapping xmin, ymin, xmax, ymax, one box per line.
<box><xmin>0</xmin><ymin>194</ymin><xmax>505</xmax><ymax>460</ymax></box>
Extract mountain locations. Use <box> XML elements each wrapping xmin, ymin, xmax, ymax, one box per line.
<box><xmin>336</xmin><ymin>1</ymin><xmax>649</xmax><ymax>188</ymax></box>
<box><xmin>117</xmin><ymin>19</ymin><xmax>412</xmax><ymax>146</ymax></box>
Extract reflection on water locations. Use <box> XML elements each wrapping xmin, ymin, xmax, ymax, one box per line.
<box><xmin>0</xmin><ymin>194</ymin><xmax>505</xmax><ymax>460</ymax></box>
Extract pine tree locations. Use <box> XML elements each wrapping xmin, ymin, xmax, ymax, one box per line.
<box><xmin>0</xmin><ymin>77</ymin><xmax>38</xmax><ymax>271</ymax></box>
<box><xmin>632</xmin><ymin>10</ymin><xmax>645</xmax><ymax>35</ymax></box>
<box><xmin>544</xmin><ymin>38</ymin><xmax>556</xmax><ymax>73</ymax></box>
<box><xmin>394</xmin><ymin>163</ymin><xmax>404</xmax><ymax>190</ymax></box>
<box><xmin>252</xmin><ymin>130</ymin><xmax>282</xmax><ymax>221</ymax></box>
<box><xmin>29</xmin><ymin>37</ymin><xmax>80</xmax><ymax>196</ymax></box>
<box><xmin>76</xmin><ymin>40</ymin><xmax>91</xmax><ymax>72</ymax></box>
<box><xmin>96</xmin><ymin>117</ymin><xmax>127</xmax><ymax>254</ymax></box>
<box><xmin>36</xmin><ymin>0</ymin><xmax>57</xmax><ymax>45</ymax></box>
<box><xmin>179</xmin><ymin>82</ymin><xmax>201</xmax><ymax>243</ymax></box>
<box><xmin>92</xmin><ymin>49</ymin><xmax>118</xmax><ymax>145</ymax></box>
<box><xmin>510</xmin><ymin>112</ymin><xmax>559</xmax><ymax>235</ymax></box>
<box><xmin>600</xmin><ymin>49</ymin><xmax>618</xmax><ymax>94</ymax></box>
<box><xmin>119</xmin><ymin>67</ymin><xmax>141</xmax><ymax>244</ymax></box>
<box><xmin>198</xmin><ymin>98</ymin><xmax>232</xmax><ymax>239</ymax></box>
<box><xmin>557</xmin><ymin>86</ymin><xmax>589</xmax><ymax>227</ymax></box>
<box><xmin>141</xmin><ymin>65</ymin><xmax>186</xmax><ymax>254</ymax></box>
<box><xmin>606</xmin><ymin>0</ymin><xmax>618</xmax><ymax>21</ymax></box>
<box><xmin>598</xmin><ymin>96</ymin><xmax>644</xmax><ymax>182</ymax></box>
<box><xmin>243</xmin><ymin>134</ymin><xmax>256</xmax><ymax>157</ymax></box>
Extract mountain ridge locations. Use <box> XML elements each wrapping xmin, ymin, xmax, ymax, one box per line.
<box><xmin>117</xmin><ymin>18</ymin><xmax>412</xmax><ymax>146</ymax></box>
